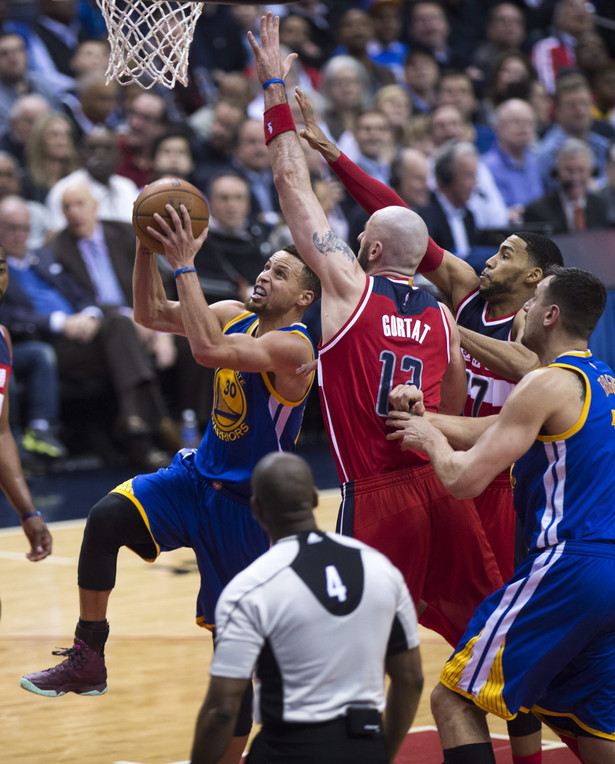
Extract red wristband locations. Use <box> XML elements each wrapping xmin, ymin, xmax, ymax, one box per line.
<box><xmin>418</xmin><ymin>236</ymin><xmax>445</xmax><ymax>273</ymax></box>
<box><xmin>263</xmin><ymin>103</ymin><xmax>296</xmax><ymax>145</ymax></box>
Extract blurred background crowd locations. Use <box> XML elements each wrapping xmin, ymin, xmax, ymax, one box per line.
<box><xmin>1</xmin><ymin>0</ymin><xmax>614</xmax><ymax>474</ymax></box>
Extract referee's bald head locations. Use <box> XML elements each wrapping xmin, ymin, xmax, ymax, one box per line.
<box><xmin>251</xmin><ymin>453</ymin><xmax>319</xmax><ymax>537</ymax></box>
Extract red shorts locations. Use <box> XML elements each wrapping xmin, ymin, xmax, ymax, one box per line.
<box><xmin>338</xmin><ymin>463</ymin><xmax>503</xmax><ymax>646</ymax></box>
<box><xmin>473</xmin><ymin>472</ymin><xmax>516</xmax><ymax>582</ymax></box>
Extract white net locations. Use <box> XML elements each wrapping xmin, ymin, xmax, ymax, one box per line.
<box><xmin>96</xmin><ymin>0</ymin><xmax>204</xmax><ymax>89</ymax></box>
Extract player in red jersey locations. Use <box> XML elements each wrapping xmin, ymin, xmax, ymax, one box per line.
<box><xmin>291</xmin><ymin>89</ymin><xmax>564</xmax><ymax>764</ymax></box>
<box><xmin>248</xmin><ymin>15</ymin><xmax>502</xmax><ymax>650</ymax></box>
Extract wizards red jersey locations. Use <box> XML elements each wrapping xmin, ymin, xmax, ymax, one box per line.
<box><xmin>456</xmin><ymin>290</ymin><xmax>516</xmax><ymax>418</ymax></box>
<box><xmin>0</xmin><ymin>326</ymin><xmax>11</xmax><ymax>414</ymax></box>
<box><xmin>318</xmin><ymin>276</ymin><xmax>452</xmax><ymax>482</ymax></box>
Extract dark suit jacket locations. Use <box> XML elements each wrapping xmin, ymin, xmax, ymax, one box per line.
<box><xmin>523</xmin><ymin>191</ymin><xmax>610</xmax><ymax>234</ymax></box>
<box><xmin>0</xmin><ymin>249</ymin><xmax>95</xmax><ymax>340</ymax></box>
<box><xmin>416</xmin><ymin>192</ymin><xmax>477</xmax><ymax>255</ymax></box>
<box><xmin>45</xmin><ymin>221</ymin><xmax>137</xmax><ymax>308</ymax></box>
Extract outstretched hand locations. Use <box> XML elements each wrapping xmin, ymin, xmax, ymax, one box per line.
<box><xmin>148</xmin><ymin>204</ymin><xmax>208</xmax><ymax>271</ymax></box>
<box><xmin>295</xmin><ymin>88</ymin><xmax>340</xmax><ymax>164</ymax></box>
<box><xmin>247</xmin><ymin>12</ymin><xmax>297</xmax><ymax>87</ymax></box>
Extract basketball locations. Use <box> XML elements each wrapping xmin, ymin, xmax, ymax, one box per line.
<box><xmin>132</xmin><ymin>177</ymin><xmax>209</xmax><ymax>252</ymax></box>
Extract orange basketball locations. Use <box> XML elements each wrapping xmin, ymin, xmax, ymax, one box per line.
<box><xmin>132</xmin><ymin>177</ymin><xmax>209</xmax><ymax>252</ymax></box>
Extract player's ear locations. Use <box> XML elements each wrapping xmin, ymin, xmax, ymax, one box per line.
<box><xmin>544</xmin><ymin>303</ymin><xmax>560</xmax><ymax>326</ymax></box>
<box><xmin>526</xmin><ymin>267</ymin><xmax>542</xmax><ymax>284</ymax></box>
<box><xmin>297</xmin><ymin>289</ymin><xmax>315</xmax><ymax>307</ymax></box>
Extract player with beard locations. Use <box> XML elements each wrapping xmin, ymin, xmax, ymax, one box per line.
<box><xmin>21</xmin><ymin>207</ymin><xmax>319</xmax><ymax>763</ymax></box>
<box><xmin>248</xmin><ymin>14</ymin><xmax>503</xmax><ymax>658</ymax></box>
<box><xmin>293</xmin><ymin>87</ymin><xmax>564</xmax><ymax>583</ymax></box>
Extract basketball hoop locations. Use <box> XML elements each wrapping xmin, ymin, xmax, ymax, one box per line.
<box><xmin>96</xmin><ymin>0</ymin><xmax>204</xmax><ymax>89</ymax></box>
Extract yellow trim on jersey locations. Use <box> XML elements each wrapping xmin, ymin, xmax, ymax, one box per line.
<box><xmin>537</xmin><ymin>363</ymin><xmax>591</xmax><ymax>442</ymax></box>
<box><xmin>109</xmin><ymin>480</ymin><xmax>161</xmax><ymax>561</ymax></box>
<box><xmin>260</xmin><ymin>327</ymin><xmax>315</xmax><ymax>407</ymax></box>
<box><xmin>222</xmin><ymin>311</ymin><xmax>258</xmax><ymax>334</ymax></box>
<box><xmin>440</xmin><ymin>634</ymin><xmax>515</xmax><ymax>720</ymax></box>
<box><xmin>531</xmin><ymin>705</ymin><xmax>615</xmax><ymax>741</ymax></box>
<box><xmin>196</xmin><ymin>615</ymin><xmax>215</xmax><ymax>631</ymax></box>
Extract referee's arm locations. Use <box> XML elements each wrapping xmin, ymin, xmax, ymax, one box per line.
<box><xmin>190</xmin><ymin>675</ymin><xmax>250</xmax><ymax>764</ymax></box>
<box><xmin>384</xmin><ymin>646</ymin><xmax>424</xmax><ymax>762</ymax></box>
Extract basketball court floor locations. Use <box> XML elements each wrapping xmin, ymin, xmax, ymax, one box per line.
<box><xmin>0</xmin><ymin>445</ymin><xmax>577</xmax><ymax>763</ymax></box>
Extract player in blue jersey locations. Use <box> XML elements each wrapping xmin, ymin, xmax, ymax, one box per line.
<box><xmin>0</xmin><ymin>250</ymin><xmax>52</xmax><ymax>568</ymax></box>
<box><xmin>387</xmin><ymin>266</ymin><xmax>615</xmax><ymax>763</ymax></box>
<box><xmin>21</xmin><ymin>204</ymin><xmax>320</xmax><ymax>762</ymax></box>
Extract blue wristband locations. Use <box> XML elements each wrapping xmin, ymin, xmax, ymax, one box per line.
<box><xmin>262</xmin><ymin>78</ymin><xmax>285</xmax><ymax>90</ymax></box>
<box><xmin>174</xmin><ymin>267</ymin><xmax>197</xmax><ymax>278</ymax></box>
<box><xmin>21</xmin><ymin>510</ymin><xmax>41</xmax><ymax>522</ymax></box>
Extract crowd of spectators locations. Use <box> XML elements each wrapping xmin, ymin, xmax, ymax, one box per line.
<box><xmin>0</xmin><ymin>0</ymin><xmax>614</xmax><ymax>470</ymax></box>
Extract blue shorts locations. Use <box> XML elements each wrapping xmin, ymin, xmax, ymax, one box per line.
<box><xmin>110</xmin><ymin>449</ymin><xmax>269</xmax><ymax>629</ymax></box>
<box><xmin>441</xmin><ymin>540</ymin><xmax>615</xmax><ymax>740</ymax></box>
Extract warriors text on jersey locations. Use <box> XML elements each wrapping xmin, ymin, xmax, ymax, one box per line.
<box><xmin>456</xmin><ymin>289</ymin><xmax>516</xmax><ymax>417</ymax></box>
<box><xmin>318</xmin><ymin>276</ymin><xmax>452</xmax><ymax>482</ymax></box>
<box><xmin>0</xmin><ymin>326</ymin><xmax>11</xmax><ymax>412</ymax></box>
<box><xmin>194</xmin><ymin>312</ymin><xmax>315</xmax><ymax>498</ymax></box>
<box><xmin>512</xmin><ymin>350</ymin><xmax>615</xmax><ymax>550</ymax></box>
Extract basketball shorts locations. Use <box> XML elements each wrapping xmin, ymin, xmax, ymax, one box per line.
<box><xmin>473</xmin><ymin>472</ymin><xmax>517</xmax><ymax>582</ymax></box>
<box><xmin>337</xmin><ymin>463</ymin><xmax>503</xmax><ymax>646</ymax></box>
<box><xmin>441</xmin><ymin>540</ymin><xmax>615</xmax><ymax>740</ymax></box>
<box><xmin>110</xmin><ymin>448</ymin><xmax>269</xmax><ymax>629</ymax></box>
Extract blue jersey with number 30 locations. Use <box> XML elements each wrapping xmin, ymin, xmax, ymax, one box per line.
<box><xmin>194</xmin><ymin>312</ymin><xmax>315</xmax><ymax>499</ymax></box>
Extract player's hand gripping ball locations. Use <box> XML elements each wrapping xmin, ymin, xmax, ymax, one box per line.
<box><xmin>132</xmin><ymin>177</ymin><xmax>209</xmax><ymax>252</ymax></box>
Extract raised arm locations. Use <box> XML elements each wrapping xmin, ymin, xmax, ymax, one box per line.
<box><xmin>133</xmin><ymin>237</ymin><xmax>186</xmax><ymax>335</ymax></box>
<box><xmin>295</xmin><ymin>87</ymin><xmax>479</xmax><ymax>310</ymax></box>
<box><xmin>0</xmin><ymin>328</ymin><xmax>51</xmax><ymax>560</ymax></box>
<box><xmin>248</xmin><ymin>14</ymin><xmax>365</xmax><ymax>339</ymax></box>
<box><xmin>147</xmin><ymin>205</ymin><xmax>315</xmax><ymax>400</ymax></box>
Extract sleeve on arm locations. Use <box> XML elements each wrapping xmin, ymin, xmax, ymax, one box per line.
<box><xmin>329</xmin><ymin>153</ymin><xmax>406</xmax><ymax>215</ymax></box>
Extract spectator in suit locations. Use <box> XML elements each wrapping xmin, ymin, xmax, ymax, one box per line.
<box><xmin>524</xmin><ymin>138</ymin><xmax>610</xmax><ymax>233</ymax></box>
<box><xmin>417</xmin><ymin>140</ymin><xmax>479</xmax><ymax>260</ymax></box>
<box><xmin>0</xmin><ymin>194</ymin><xmax>171</xmax><ymax>469</ymax></box>
<box><xmin>429</xmin><ymin>104</ymin><xmax>509</xmax><ymax>230</ymax></box>
<box><xmin>60</xmin><ymin>73</ymin><xmax>121</xmax><ymax>143</ymax></box>
<box><xmin>597</xmin><ymin>140</ymin><xmax>615</xmax><ymax>226</ymax></box>
<box><xmin>48</xmin><ymin>182</ymin><xmax>176</xmax><ymax>372</ymax></box>
<box><xmin>406</xmin><ymin>1</ymin><xmax>463</xmax><ymax>70</ymax></box>
<box><xmin>231</xmin><ymin>118</ymin><xmax>280</xmax><ymax>226</ymax></box>
<box><xmin>344</xmin><ymin>108</ymin><xmax>393</xmax><ymax>183</ymax></box>
<box><xmin>46</xmin><ymin>126</ymin><xmax>139</xmax><ymax>231</ymax></box>
<box><xmin>189</xmin><ymin>99</ymin><xmax>244</xmax><ymax>188</ymax></box>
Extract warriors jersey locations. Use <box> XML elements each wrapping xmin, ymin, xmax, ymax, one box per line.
<box><xmin>194</xmin><ymin>312</ymin><xmax>315</xmax><ymax>499</ymax></box>
<box><xmin>512</xmin><ymin>351</ymin><xmax>615</xmax><ymax>550</ymax></box>
<box><xmin>456</xmin><ymin>289</ymin><xmax>516</xmax><ymax>418</ymax></box>
<box><xmin>211</xmin><ymin>530</ymin><xmax>419</xmax><ymax>726</ymax></box>
<box><xmin>0</xmin><ymin>326</ymin><xmax>11</xmax><ymax>413</ymax></box>
<box><xmin>318</xmin><ymin>276</ymin><xmax>452</xmax><ymax>482</ymax></box>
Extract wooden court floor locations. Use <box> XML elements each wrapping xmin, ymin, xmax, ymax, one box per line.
<box><xmin>1</xmin><ymin>490</ymin><xmax>561</xmax><ymax>764</ymax></box>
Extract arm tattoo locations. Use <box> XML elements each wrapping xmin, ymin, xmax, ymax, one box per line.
<box><xmin>313</xmin><ymin>230</ymin><xmax>356</xmax><ymax>264</ymax></box>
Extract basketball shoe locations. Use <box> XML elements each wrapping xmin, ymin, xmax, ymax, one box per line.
<box><xmin>20</xmin><ymin>639</ymin><xmax>107</xmax><ymax>696</ymax></box>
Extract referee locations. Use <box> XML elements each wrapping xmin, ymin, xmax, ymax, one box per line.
<box><xmin>190</xmin><ymin>452</ymin><xmax>423</xmax><ymax>764</ymax></box>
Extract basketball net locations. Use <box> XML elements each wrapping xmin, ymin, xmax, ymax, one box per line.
<box><xmin>96</xmin><ymin>0</ymin><xmax>204</xmax><ymax>89</ymax></box>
